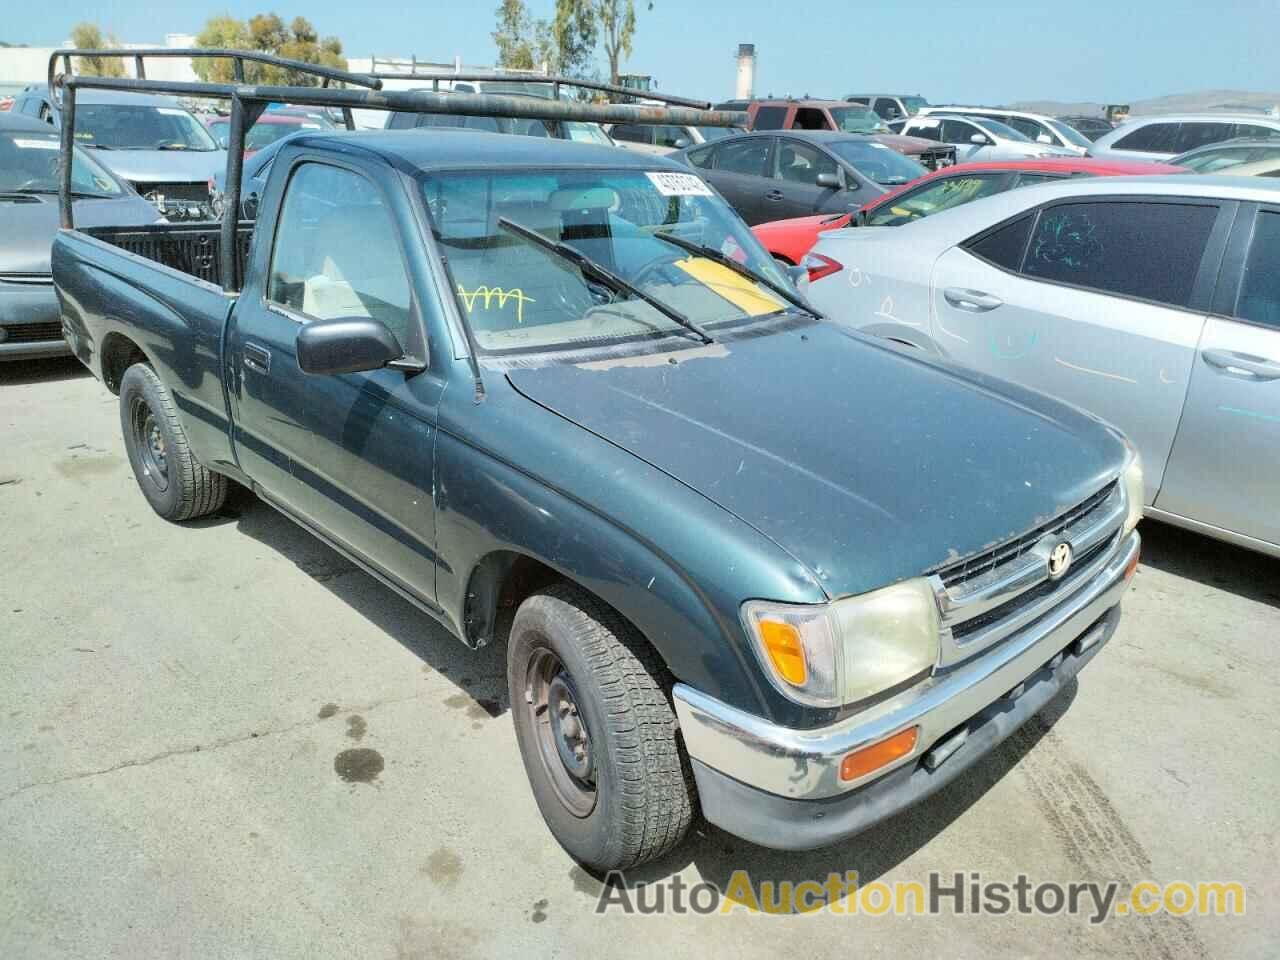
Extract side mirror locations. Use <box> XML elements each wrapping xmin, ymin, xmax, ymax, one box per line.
<box><xmin>969</xmin><ymin>133</ymin><xmax>989</xmax><ymax>145</ymax></box>
<box><xmin>296</xmin><ymin>317</ymin><xmax>403</xmax><ymax>376</ymax></box>
<box><xmin>816</xmin><ymin>171</ymin><xmax>842</xmax><ymax>188</ymax></box>
<box><xmin>1036</xmin><ymin>133</ymin><xmax>1053</xmax><ymax>144</ymax></box>
<box><xmin>673</xmin><ymin>137</ymin><xmax>690</xmax><ymax>149</ymax></box>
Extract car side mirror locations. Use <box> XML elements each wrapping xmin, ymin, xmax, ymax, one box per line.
<box><xmin>816</xmin><ymin>171</ymin><xmax>842</xmax><ymax>188</ymax></box>
<box><xmin>296</xmin><ymin>317</ymin><xmax>403</xmax><ymax>376</ymax></box>
<box><xmin>970</xmin><ymin>133</ymin><xmax>989</xmax><ymax>145</ymax></box>
<box><xmin>1036</xmin><ymin>133</ymin><xmax>1053</xmax><ymax>144</ymax></box>
<box><xmin>673</xmin><ymin>137</ymin><xmax>690</xmax><ymax>149</ymax></box>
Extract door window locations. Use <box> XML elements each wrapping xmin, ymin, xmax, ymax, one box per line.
<box><xmin>793</xmin><ymin>108</ymin><xmax>831</xmax><ymax>131</ymax></box>
<box><xmin>1112</xmin><ymin>122</ymin><xmax>1179</xmax><ymax>153</ymax></box>
<box><xmin>267</xmin><ymin>163</ymin><xmax>415</xmax><ymax>349</ymax></box>
<box><xmin>1171</xmin><ymin>122</ymin><xmax>1234</xmax><ymax>154</ymax></box>
<box><xmin>1013</xmin><ymin>173</ymin><xmax>1066</xmax><ymax>188</ymax></box>
<box><xmin>941</xmin><ymin>118</ymin><xmax>981</xmax><ymax>143</ymax></box>
<box><xmin>772</xmin><ymin>140</ymin><xmax>838</xmax><ymax>184</ymax></box>
<box><xmin>1236</xmin><ymin>210</ymin><xmax>1280</xmax><ymax>329</ymax></box>
<box><xmin>611</xmin><ymin>124</ymin><xmax>651</xmax><ymax>144</ymax></box>
<box><xmin>751</xmin><ymin>106</ymin><xmax>788</xmax><ymax>130</ymax></box>
<box><xmin>1022</xmin><ymin>201</ymin><xmax>1217</xmax><ymax>308</ymax></box>
<box><xmin>1002</xmin><ymin>116</ymin><xmax>1045</xmax><ymax>141</ymax></box>
<box><xmin>963</xmin><ymin>215</ymin><xmax>1033</xmax><ymax>270</ymax></box>
<box><xmin>1234</xmin><ymin>123</ymin><xmax>1280</xmax><ymax>141</ymax></box>
<box><xmin>715</xmin><ymin>137</ymin><xmax>771</xmax><ymax>176</ymax></box>
<box><xmin>653</xmin><ymin>125</ymin><xmax>688</xmax><ymax>148</ymax></box>
<box><xmin>871</xmin><ymin>98</ymin><xmax>899</xmax><ymax>119</ymax></box>
<box><xmin>685</xmin><ymin>144</ymin><xmax>714</xmax><ymax>168</ymax></box>
<box><xmin>867</xmin><ymin>174</ymin><xmax>1005</xmax><ymax>226</ymax></box>
<box><xmin>906</xmin><ymin>118</ymin><xmax>942</xmax><ymax>141</ymax></box>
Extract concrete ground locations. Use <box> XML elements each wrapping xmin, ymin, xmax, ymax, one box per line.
<box><xmin>2</xmin><ymin>356</ymin><xmax>1277</xmax><ymax>959</ymax></box>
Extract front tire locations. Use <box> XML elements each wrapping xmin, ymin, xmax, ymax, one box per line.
<box><xmin>119</xmin><ymin>363</ymin><xmax>227</xmax><ymax>521</ymax></box>
<box><xmin>508</xmin><ymin>583</ymin><xmax>696</xmax><ymax>870</ymax></box>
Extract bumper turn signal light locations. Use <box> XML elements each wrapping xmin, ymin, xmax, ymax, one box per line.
<box><xmin>840</xmin><ymin>726</ymin><xmax>919</xmax><ymax>782</ymax></box>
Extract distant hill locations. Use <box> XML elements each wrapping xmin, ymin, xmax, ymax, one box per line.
<box><xmin>1011</xmin><ymin>90</ymin><xmax>1280</xmax><ymax>118</ymax></box>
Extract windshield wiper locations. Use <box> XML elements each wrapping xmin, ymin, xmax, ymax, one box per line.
<box><xmin>10</xmin><ymin>187</ymin><xmax>110</xmax><ymax>199</ymax></box>
<box><xmin>497</xmin><ymin>217</ymin><xmax>714</xmax><ymax>345</ymax></box>
<box><xmin>651</xmin><ymin>230</ymin><xmax>824</xmax><ymax>320</ymax></box>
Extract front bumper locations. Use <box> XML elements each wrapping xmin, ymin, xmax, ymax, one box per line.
<box><xmin>0</xmin><ymin>279</ymin><xmax>71</xmax><ymax>360</ymax></box>
<box><xmin>673</xmin><ymin>530</ymin><xmax>1139</xmax><ymax>850</ymax></box>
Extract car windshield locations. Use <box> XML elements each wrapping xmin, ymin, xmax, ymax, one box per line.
<box><xmin>246</xmin><ymin>121</ymin><xmax>322</xmax><ymax>150</ymax></box>
<box><xmin>421</xmin><ymin>168</ymin><xmax>794</xmax><ymax>355</ymax></box>
<box><xmin>695</xmin><ymin>125</ymin><xmax>740</xmax><ymax>142</ymax></box>
<box><xmin>827</xmin><ymin>107</ymin><xmax>888</xmax><ymax>134</ymax></box>
<box><xmin>1175</xmin><ymin>146</ymin><xmax>1255</xmax><ymax>172</ymax></box>
<box><xmin>901</xmin><ymin>96</ymin><xmax>928</xmax><ymax>115</ymax></box>
<box><xmin>76</xmin><ymin>103</ymin><xmax>219</xmax><ymax>151</ymax></box>
<box><xmin>827</xmin><ymin>140</ymin><xmax>925</xmax><ymax>185</ymax></box>
<box><xmin>1047</xmin><ymin>118</ymin><xmax>1092</xmax><ymax>148</ymax></box>
<box><xmin>972</xmin><ymin>117</ymin><xmax>1030</xmax><ymax>142</ymax></box>
<box><xmin>0</xmin><ymin>128</ymin><xmax>123</xmax><ymax>197</ymax></box>
<box><xmin>866</xmin><ymin>174</ymin><xmax>1005</xmax><ymax>226</ymax></box>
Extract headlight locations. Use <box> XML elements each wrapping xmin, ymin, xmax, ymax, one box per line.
<box><xmin>743</xmin><ymin>579</ymin><xmax>940</xmax><ymax>708</ymax></box>
<box><xmin>1121</xmin><ymin>440</ymin><xmax>1144</xmax><ymax>535</ymax></box>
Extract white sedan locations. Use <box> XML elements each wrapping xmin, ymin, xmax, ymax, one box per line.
<box><xmin>804</xmin><ymin>174</ymin><xmax>1280</xmax><ymax>557</ymax></box>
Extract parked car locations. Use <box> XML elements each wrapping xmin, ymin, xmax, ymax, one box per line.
<box><xmin>750</xmin><ymin>157</ymin><xmax>1186</xmax><ymax>263</ymax></box>
<box><xmin>384</xmin><ymin>92</ymin><xmax>613</xmax><ymax>145</ymax></box>
<box><xmin>844</xmin><ymin>93</ymin><xmax>930</xmax><ymax>122</ymax></box>
<box><xmin>1218</xmin><ymin>155</ymin><xmax>1280</xmax><ymax>178</ymax></box>
<box><xmin>606</xmin><ymin>121</ymin><xmax>742</xmax><ymax>155</ymax></box>
<box><xmin>899</xmin><ymin>113</ymin><xmax>1077</xmax><ymax>162</ymax></box>
<box><xmin>1088</xmin><ymin>114</ymin><xmax>1280</xmax><ymax>162</ymax></box>
<box><xmin>916</xmin><ymin>106</ymin><xmax>1092</xmax><ymax>155</ymax></box>
<box><xmin>11</xmin><ymin>86</ymin><xmax>225</xmax><ymax>220</ymax></box>
<box><xmin>1058</xmin><ymin>115</ymin><xmax>1114</xmax><ymax>141</ymax></box>
<box><xmin>203</xmin><ymin>110</ymin><xmax>334</xmax><ymax>154</ymax></box>
<box><xmin>747</xmin><ymin>99</ymin><xmax>955</xmax><ymax>170</ymax></box>
<box><xmin>55</xmin><ymin>99</ymin><xmax>1141</xmax><ymax>869</ymax></box>
<box><xmin>1</xmin><ymin>113</ymin><xmax>158</xmax><ymax>360</ymax></box>
<box><xmin>1170</xmin><ymin>138</ymin><xmax>1280</xmax><ymax>173</ymax></box>
<box><xmin>675</xmin><ymin>130</ymin><xmax>927</xmax><ymax>225</ymax></box>
<box><xmin>805</xmin><ymin>174</ymin><xmax>1280</xmax><ymax>557</ymax></box>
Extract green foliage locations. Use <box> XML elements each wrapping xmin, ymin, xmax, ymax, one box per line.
<box><xmin>192</xmin><ymin>11</ymin><xmax>346</xmax><ymax>85</ymax></box>
<box><xmin>595</xmin><ymin>0</ymin><xmax>638</xmax><ymax>85</ymax></box>
<box><xmin>492</xmin><ymin>0</ymin><xmax>645</xmax><ymax>85</ymax></box>
<box><xmin>70</xmin><ymin>23</ymin><xmax>125</xmax><ymax>77</ymax></box>
<box><xmin>492</xmin><ymin>0</ymin><xmax>539</xmax><ymax>71</ymax></box>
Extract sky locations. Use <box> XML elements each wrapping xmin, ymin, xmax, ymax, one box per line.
<box><xmin>9</xmin><ymin>0</ymin><xmax>1279</xmax><ymax>105</ymax></box>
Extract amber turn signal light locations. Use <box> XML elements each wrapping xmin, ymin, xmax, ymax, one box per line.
<box><xmin>1124</xmin><ymin>547</ymin><xmax>1140</xmax><ymax>580</ymax></box>
<box><xmin>758</xmin><ymin>620</ymin><xmax>808</xmax><ymax>686</ymax></box>
<box><xmin>840</xmin><ymin>726</ymin><xmax>919</xmax><ymax>781</ymax></box>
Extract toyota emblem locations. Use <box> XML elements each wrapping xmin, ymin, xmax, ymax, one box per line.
<box><xmin>1047</xmin><ymin>541</ymin><xmax>1073</xmax><ymax>580</ymax></box>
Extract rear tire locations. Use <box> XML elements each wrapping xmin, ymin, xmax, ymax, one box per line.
<box><xmin>119</xmin><ymin>363</ymin><xmax>227</xmax><ymax>521</ymax></box>
<box><xmin>508</xmin><ymin>583</ymin><xmax>696</xmax><ymax>870</ymax></box>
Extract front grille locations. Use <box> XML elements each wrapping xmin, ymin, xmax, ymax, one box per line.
<box><xmin>1</xmin><ymin>321</ymin><xmax>63</xmax><ymax>344</ymax></box>
<box><xmin>919</xmin><ymin>146</ymin><xmax>957</xmax><ymax>170</ymax></box>
<box><xmin>135</xmin><ymin>181</ymin><xmax>209</xmax><ymax>204</ymax></box>
<box><xmin>938</xmin><ymin>482</ymin><xmax>1117</xmax><ymax>589</ymax></box>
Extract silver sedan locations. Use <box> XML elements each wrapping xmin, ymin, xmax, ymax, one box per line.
<box><xmin>803</xmin><ymin>174</ymin><xmax>1280</xmax><ymax>557</ymax></box>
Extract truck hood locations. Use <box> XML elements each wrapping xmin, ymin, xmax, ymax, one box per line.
<box><xmin>874</xmin><ymin>133</ymin><xmax>938</xmax><ymax>155</ymax></box>
<box><xmin>0</xmin><ymin>193</ymin><xmax>159</xmax><ymax>274</ymax></box>
<box><xmin>86</xmin><ymin>148</ymin><xmax>227</xmax><ymax>185</ymax></box>
<box><xmin>506</xmin><ymin>323</ymin><xmax>1124</xmax><ymax>598</ymax></box>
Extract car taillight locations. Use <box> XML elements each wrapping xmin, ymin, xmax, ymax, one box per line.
<box><xmin>801</xmin><ymin>252</ymin><xmax>842</xmax><ymax>283</ymax></box>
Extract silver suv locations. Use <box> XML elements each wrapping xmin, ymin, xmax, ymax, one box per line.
<box><xmin>1089</xmin><ymin>114</ymin><xmax>1280</xmax><ymax>162</ymax></box>
<box><xmin>917</xmin><ymin>106</ymin><xmax>1092</xmax><ymax>154</ymax></box>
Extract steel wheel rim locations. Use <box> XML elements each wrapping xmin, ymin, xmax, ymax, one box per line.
<box><xmin>524</xmin><ymin>647</ymin><xmax>597</xmax><ymax>818</ymax></box>
<box><xmin>130</xmin><ymin>396</ymin><xmax>169</xmax><ymax>492</ymax></box>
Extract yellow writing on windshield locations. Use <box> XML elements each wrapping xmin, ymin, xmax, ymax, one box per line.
<box><xmin>456</xmin><ymin>284</ymin><xmax>536</xmax><ymax>324</ymax></box>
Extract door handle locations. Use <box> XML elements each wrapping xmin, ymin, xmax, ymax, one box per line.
<box><xmin>243</xmin><ymin>342</ymin><xmax>271</xmax><ymax>374</ymax></box>
<box><xmin>765</xmin><ymin>189</ymin><xmax>784</xmax><ymax>201</ymax></box>
<box><xmin>1202</xmin><ymin>348</ymin><xmax>1280</xmax><ymax>381</ymax></box>
<box><xmin>944</xmin><ymin>287</ymin><xmax>1003</xmax><ymax>312</ymax></box>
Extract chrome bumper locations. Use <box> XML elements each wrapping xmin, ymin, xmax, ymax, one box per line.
<box><xmin>673</xmin><ymin>531</ymin><xmax>1139</xmax><ymax>804</ymax></box>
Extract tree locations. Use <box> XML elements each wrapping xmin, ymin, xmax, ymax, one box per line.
<box><xmin>70</xmin><ymin>23</ymin><xmax>125</xmax><ymax>78</ymax></box>
<box><xmin>547</xmin><ymin>0</ymin><xmax>598</xmax><ymax>77</ymax></box>
<box><xmin>192</xmin><ymin>12</ymin><xmax>346</xmax><ymax>85</ymax></box>
<box><xmin>492</xmin><ymin>0</ymin><xmax>538</xmax><ymax>71</ymax></box>
<box><xmin>595</xmin><ymin>0</ymin><xmax>637</xmax><ymax>85</ymax></box>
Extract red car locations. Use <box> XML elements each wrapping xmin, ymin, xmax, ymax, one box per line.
<box><xmin>752</xmin><ymin>157</ymin><xmax>1187</xmax><ymax>269</ymax></box>
<box><xmin>202</xmin><ymin>110</ymin><xmax>334</xmax><ymax>155</ymax></box>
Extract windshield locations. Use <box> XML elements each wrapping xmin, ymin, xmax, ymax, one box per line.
<box><xmin>972</xmin><ymin>117</ymin><xmax>1030</xmax><ymax>142</ymax></box>
<box><xmin>901</xmin><ymin>96</ymin><xmax>929</xmax><ymax>115</ymax></box>
<box><xmin>828</xmin><ymin>140</ymin><xmax>925</xmax><ymax>185</ymax></box>
<box><xmin>828</xmin><ymin>107</ymin><xmax>888</xmax><ymax>134</ymax></box>
<box><xmin>1047</xmin><ymin>118</ymin><xmax>1091</xmax><ymax>148</ymax></box>
<box><xmin>0</xmin><ymin>129</ymin><xmax>123</xmax><ymax>197</ymax></box>
<box><xmin>866</xmin><ymin>174</ymin><xmax>1005</xmax><ymax>226</ymax></box>
<box><xmin>421</xmin><ymin>168</ymin><xmax>793</xmax><ymax>355</ymax></box>
<box><xmin>76</xmin><ymin>103</ymin><xmax>219</xmax><ymax>151</ymax></box>
<box><xmin>695</xmin><ymin>126</ymin><xmax>740</xmax><ymax>142</ymax></box>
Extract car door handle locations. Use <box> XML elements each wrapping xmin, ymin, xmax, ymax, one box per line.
<box><xmin>1202</xmin><ymin>348</ymin><xmax>1280</xmax><ymax>381</ymax></box>
<box><xmin>944</xmin><ymin>287</ymin><xmax>1003</xmax><ymax>312</ymax></box>
<box><xmin>765</xmin><ymin>189</ymin><xmax>784</xmax><ymax>201</ymax></box>
<box><xmin>243</xmin><ymin>342</ymin><xmax>271</xmax><ymax>374</ymax></box>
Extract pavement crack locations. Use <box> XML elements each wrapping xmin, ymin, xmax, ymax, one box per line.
<box><xmin>1</xmin><ymin>690</ymin><xmax>429</xmax><ymax>803</ymax></box>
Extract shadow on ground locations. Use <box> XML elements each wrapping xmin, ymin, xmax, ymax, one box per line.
<box><xmin>1137</xmin><ymin>518</ymin><xmax>1280</xmax><ymax>608</ymax></box>
<box><xmin>0</xmin><ymin>356</ymin><xmax>90</xmax><ymax>387</ymax></box>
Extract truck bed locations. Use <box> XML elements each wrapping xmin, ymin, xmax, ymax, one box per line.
<box><xmin>85</xmin><ymin>222</ymin><xmax>254</xmax><ymax>289</ymax></box>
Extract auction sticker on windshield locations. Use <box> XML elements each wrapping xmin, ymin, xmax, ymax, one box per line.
<box><xmin>646</xmin><ymin>171</ymin><xmax>714</xmax><ymax>197</ymax></box>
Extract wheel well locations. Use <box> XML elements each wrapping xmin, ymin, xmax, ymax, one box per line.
<box><xmin>100</xmin><ymin>333</ymin><xmax>149</xmax><ymax>394</ymax></box>
<box><xmin>461</xmin><ymin>552</ymin><xmax>578</xmax><ymax>649</ymax></box>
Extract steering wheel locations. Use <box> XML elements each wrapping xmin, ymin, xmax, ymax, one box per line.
<box><xmin>629</xmin><ymin>252</ymin><xmax>687</xmax><ymax>291</ymax></box>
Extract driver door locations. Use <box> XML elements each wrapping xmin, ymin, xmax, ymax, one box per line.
<box><xmin>769</xmin><ymin>138</ymin><xmax>845</xmax><ymax>219</ymax></box>
<box><xmin>228</xmin><ymin>158</ymin><xmax>443</xmax><ymax>602</ymax></box>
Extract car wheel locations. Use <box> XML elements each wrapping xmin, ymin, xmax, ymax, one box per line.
<box><xmin>119</xmin><ymin>363</ymin><xmax>227</xmax><ymax>521</ymax></box>
<box><xmin>508</xmin><ymin>582</ymin><xmax>696</xmax><ymax>870</ymax></box>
